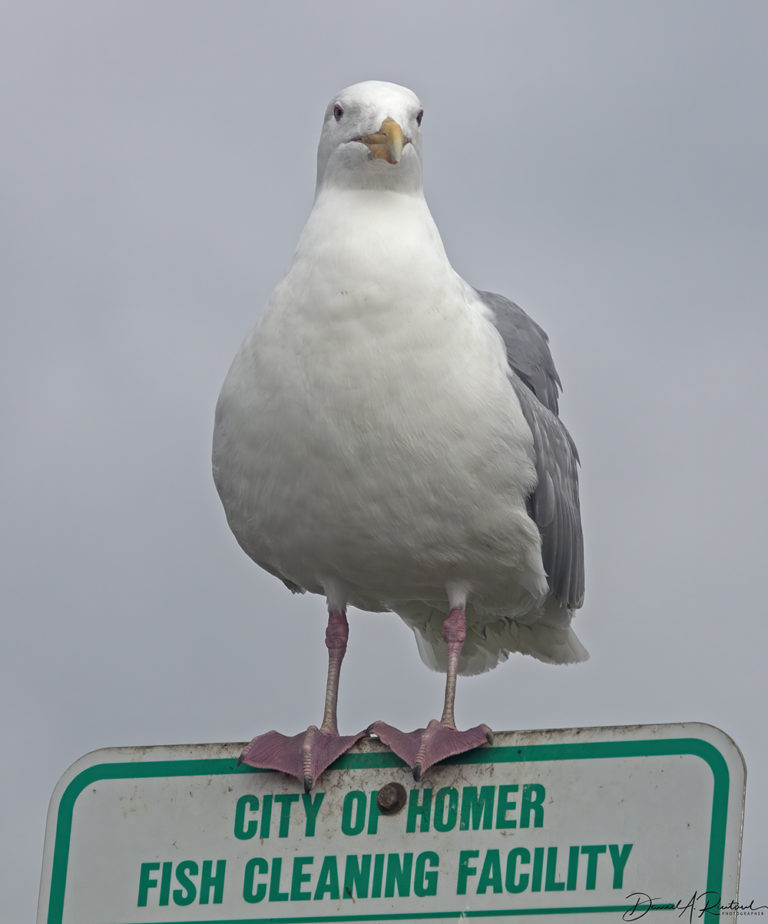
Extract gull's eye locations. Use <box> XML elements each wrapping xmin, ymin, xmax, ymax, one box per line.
<box><xmin>416</xmin><ymin>109</ymin><xmax>424</xmax><ymax>126</ymax></box>
<box><xmin>333</xmin><ymin>104</ymin><xmax>344</xmax><ymax>122</ymax></box>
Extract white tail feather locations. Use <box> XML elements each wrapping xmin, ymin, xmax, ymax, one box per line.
<box><xmin>399</xmin><ymin>599</ymin><xmax>589</xmax><ymax>676</ymax></box>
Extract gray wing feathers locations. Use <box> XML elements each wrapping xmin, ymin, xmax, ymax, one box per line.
<box><xmin>479</xmin><ymin>289</ymin><xmax>584</xmax><ymax>610</ymax></box>
<box><xmin>476</xmin><ymin>290</ymin><xmax>562</xmax><ymax>415</ymax></box>
<box><xmin>512</xmin><ymin>382</ymin><xmax>584</xmax><ymax>609</ymax></box>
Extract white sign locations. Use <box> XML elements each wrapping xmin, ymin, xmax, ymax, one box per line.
<box><xmin>38</xmin><ymin>722</ymin><xmax>745</xmax><ymax>923</ymax></box>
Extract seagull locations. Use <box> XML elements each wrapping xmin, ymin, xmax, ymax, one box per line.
<box><xmin>213</xmin><ymin>80</ymin><xmax>587</xmax><ymax>791</ymax></box>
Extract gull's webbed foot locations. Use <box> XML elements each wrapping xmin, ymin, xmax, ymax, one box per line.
<box><xmin>370</xmin><ymin>718</ymin><xmax>493</xmax><ymax>780</ymax></box>
<box><xmin>239</xmin><ymin>725</ymin><xmax>366</xmax><ymax>791</ymax></box>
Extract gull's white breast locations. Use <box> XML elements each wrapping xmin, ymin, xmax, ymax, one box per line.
<box><xmin>213</xmin><ymin>189</ymin><xmax>547</xmax><ymax>614</ymax></box>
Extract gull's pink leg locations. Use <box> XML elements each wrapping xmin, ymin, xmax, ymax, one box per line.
<box><xmin>239</xmin><ymin>609</ymin><xmax>366</xmax><ymax>791</ymax></box>
<box><xmin>371</xmin><ymin>605</ymin><xmax>492</xmax><ymax>779</ymax></box>
<box><xmin>319</xmin><ymin>609</ymin><xmax>347</xmax><ymax>734</ymax></box>
<box><xmin>440</xmin><ymin>604</ymin><xmax>467</xmax><ymax>727</ymax></box>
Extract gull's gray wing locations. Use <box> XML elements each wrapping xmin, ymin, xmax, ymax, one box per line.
<box><xmin>477</xmin><ymin>289</ymin><xmax>562</xmax><ymax>415</ymax></box>
<box><xmin>478</xmin><ymin>289</ymin><xmax>584</xmax><ymax>609</ymax></box>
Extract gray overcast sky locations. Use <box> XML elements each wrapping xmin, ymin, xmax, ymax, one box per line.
<box><xmin>3</xmin><ymin>1</ymin><xmax>766</xmax><ymax>918</ymax></box>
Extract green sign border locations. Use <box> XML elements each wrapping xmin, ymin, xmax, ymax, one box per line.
<box><xmin>45</xmin><ymin>736</ymin><xmax>729</xmax><ymax>923</ymax></box>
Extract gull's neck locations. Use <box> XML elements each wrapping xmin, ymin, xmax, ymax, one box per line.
<box><xmin>301</xmin><ymin>184</ymin><xmax>446</xmax><ymax>262</ymax></box>
<box><xmin>280</xmin><ymin>184</ymin><xmax>455</xmax><ymax>320</ymax></box>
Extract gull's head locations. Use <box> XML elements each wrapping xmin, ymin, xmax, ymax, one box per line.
<box><xmin>316</xmin><ymin>81</ymin><xmax>424</xmax><ymax>195</ymax></box>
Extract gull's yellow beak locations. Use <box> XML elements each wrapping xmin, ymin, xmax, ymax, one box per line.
<box><xmin>358</xmin><ymin>117</ymin><xmax>407</xmax><ymax>165</ymax></box>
